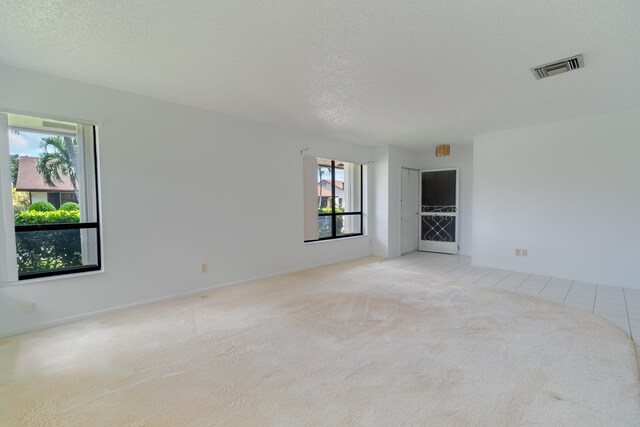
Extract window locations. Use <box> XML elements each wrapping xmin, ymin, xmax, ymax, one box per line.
<box><xmin>303</xmin><ymin>157</ymin><xmax>363</xmax><ymax>241</ymax></box>
<box><xmin>0</xmin><ymin>112</ymin><xmax>101</xmax><ymax>282</ymax></box>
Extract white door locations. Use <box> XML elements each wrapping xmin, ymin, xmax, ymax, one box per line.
<box><xmin>401</xmin><ymin>168</ymin><xmax>419</xmax><ymax>254</ymax></box>
<box><xmin>419</xmin><ymin>169</ymin><xmax>458</xmax><ymax>254</ymax></box>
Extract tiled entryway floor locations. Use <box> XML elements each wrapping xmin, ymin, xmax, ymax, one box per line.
<box><xmin>382</xmin><ymin>251</ymin><xmax>640</xmax><ymax>341</ymax></box>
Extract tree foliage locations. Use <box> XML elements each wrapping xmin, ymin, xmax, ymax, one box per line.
<box><xmin>318</xmin><ymin>207</ymin><xmax>345</xmax><ymax>236</ymax></box>
<box><xmin>10</xmin><ymin>154</ymin><xmax>19</xmax><ymax>186</ymax></box>
<box><xmin>12</xmin><ymin>188</ymin><xmax>30</xmax><ymax>213</ymax></box>
<box><xmin>14</xmin><ymin>210</ymin><xmax>81</xmax><ymax>273</ymax></box>
<box><xmin>15</xmin><ymin>230</ymin><xmax>81</xmax><ymax>273</ymax></box>
<box><xmin>36</xmin><ymin>136</ymin><xmax>78</xmax><ymax>191</ymax></box>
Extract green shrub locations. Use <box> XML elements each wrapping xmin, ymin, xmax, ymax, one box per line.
<box><xmin>15</xmin><ymin>230</ymin><xmax>81</xmax><ymax>273</ymax></box>
<box><xmin>59</xmin><ymin>202</ymin><xmax>80</xmax><ymax>211</ymax></box>
<box><xmin>13</xmin><ymin>210</ymin><xmax>82</xmax><ymax>273</ymax></box>
<box><xmin>14</xmin><ymin>210</ymin><xmax>80</xmax><ymax>225</ymax></box>
<box><xmin>318</xmin><ymin>207</ymin><xmax>345</xmax><ymax>236</ymax></box>
<box><xmin>28</xmin><ymin>201</ymin><xmax>56</xmax><ymax>212</ymax></box>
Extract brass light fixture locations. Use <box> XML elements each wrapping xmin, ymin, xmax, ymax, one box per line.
<box><xmin>435</xmin><ymin>144</ymin><xmax>450</xmax><ymax>157</ymax></box>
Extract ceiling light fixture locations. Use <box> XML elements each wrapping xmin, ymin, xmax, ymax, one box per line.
<box><xmin>435</xmin><ymin>144</ymin><xmax>450</xmax><ymax>157</ymax></box>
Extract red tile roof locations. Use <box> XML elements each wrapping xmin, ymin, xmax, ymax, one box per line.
<box><xmin>15</xmin><ymin>156</ymin><xmax>75</xmax><ymax>192</ymax></box>
<box><xmin>317</xmin><ymin>180</ymin><xmax>345</xmax><ymax>197</ymax></box>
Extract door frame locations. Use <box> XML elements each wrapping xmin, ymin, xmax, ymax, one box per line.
<box><xmin>419</xmin><ymin>168</ymin><xmax>459</xmax><ymax>254</ymax></box>
<box><xmin>400</xmin><ymin>167</ymin><xmax>420</xmax><ymax>255</ymax></box>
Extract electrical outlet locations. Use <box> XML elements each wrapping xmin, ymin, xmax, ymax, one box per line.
<box><xmin>515</xmin><ymin>248</ymin><xmax>522</xmax><ymax>256</ymax></box>
<box><xmin>201</xmin><ymin>263</ymin><xmax>208</xmax><ymax>273</ymax></box>
<box><xmin>20</xmin><ymin>302</ymin><xmax>34</xmax><ymax>312</ymax></box>
<box><xmin>522</xmin><ymin>249</ymin><xmax>528</xmax><ymax>257</ymax></box>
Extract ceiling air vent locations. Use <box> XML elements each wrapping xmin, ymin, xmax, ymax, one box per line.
<box><xmin>531</xmin><ymin>54</ymin><xmax>584</xmax><ymax>80</ymax></box>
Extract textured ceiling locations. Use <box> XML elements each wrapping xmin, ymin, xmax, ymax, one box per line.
<box><xmin>0</xmin><ymin>1</ymin><xmax>639</xmax><ymax>148</ymax></box>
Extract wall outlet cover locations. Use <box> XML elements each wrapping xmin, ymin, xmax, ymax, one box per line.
<box><xmin>20</xmin><ymin>302</ymin><xmax>34</xmax><ymax>312</ymax></box>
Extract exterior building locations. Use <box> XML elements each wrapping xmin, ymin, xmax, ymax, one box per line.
<box><xmin>15</xmin><ymin>156</ymin><xmax>77</xmax><ymax>209</ymax></box>
<box><xmin>317</xmin><ymin>179</ymin><xmax>344</xmax><ymax>208</ymax></box>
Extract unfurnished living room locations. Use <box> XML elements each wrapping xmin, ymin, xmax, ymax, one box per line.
<box><xmin>1</xmin><ymin>1</ymin><xmax>639</xmax><ymax>425</ymax></box>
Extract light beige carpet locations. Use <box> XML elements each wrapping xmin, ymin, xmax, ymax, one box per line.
<box><xmin>1</xmin><ymin>258</ymin><xmax>639</xmax><ymax>426</ymax></box>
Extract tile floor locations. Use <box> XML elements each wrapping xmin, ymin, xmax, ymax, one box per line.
<box><xmin>382</xmin><ymin>251</ymin><xmax>640</xmax><ymax>341</ymax></box>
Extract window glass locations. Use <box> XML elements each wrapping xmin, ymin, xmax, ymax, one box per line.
<box><xmin>337</xmin><ymin>214</ymin><xmax>362</xmax><ymax>236</ymax></box>
<box><xmin>304</xmin><ymin>157</ymin><xmax>363</xmax><ymax>242</ymax></box>
<box><xmin>15</xmin><ymin>228</ymin><xmax>99</xmax><ymax>275</ymax></box>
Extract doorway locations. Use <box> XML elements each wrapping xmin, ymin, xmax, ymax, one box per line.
<box><xmin>419</xmin><ymin>169</ymin><xmax>458</xmax><ymax>254</ymax></box>
<box><xmin>401</xmin><ymin>168</ymin><xmax>420</xmax><ymax>255</ymax></box>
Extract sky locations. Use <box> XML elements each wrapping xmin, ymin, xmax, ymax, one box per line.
<box><xmin>318</xmin><ymin>166</ymin><xmax>344</xmax><ymax>182</ymax></box>
<box><xmin>9</xmin><ymin>131</ymin><xmax>45</xmax><ymax>157</ymax></box>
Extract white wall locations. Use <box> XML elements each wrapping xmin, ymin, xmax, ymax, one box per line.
<box><xmin>370</xmin><ymin>146</ymin><xmax>389</xmax><ymax>257</ymax></box>
<box><xmin>473</xmin><ymin>109</ymin><xmax>640</xmax><ymax>289</ymax></box>
<box><xmin>421</xmin><ymin>144</ymin><xmax>473</xmax><ymax>256</ymax></box>
<box><xmin>30</xmin><ymin>192</ymin><xmax>47</xmax><ymax>203</ymax></box>
<box><xmin>0</xmin><ymin>64</ymin><xmax>373</xmax><ymax>337</ymax></box>
<box><xmin>369</xmin><ymin>145</ymin><xmax>423</xmax><ymax>259</ymax></box>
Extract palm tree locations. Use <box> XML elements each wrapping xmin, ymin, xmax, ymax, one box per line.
<box><xmin>36</xmin><ymin>136</ymin><xmax>79</xmax><ymax>201</ymax></box>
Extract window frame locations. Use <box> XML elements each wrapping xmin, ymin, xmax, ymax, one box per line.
<box><xmin>10</xmin><ymin>124</ymin><xmax>102</xmax><ymax>281</ymax></box>
<box><xmin>306</xmin><ymin>160</ymin><xmax>364</xmax><ymax>242</ymax></box>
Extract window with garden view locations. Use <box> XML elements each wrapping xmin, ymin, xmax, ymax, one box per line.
<box><xmin>303</xmin><ymin>157</ymin><xmax>363</xmax><ymax>241</ymax></box>
<box><xmin>0</xmin><ymin>113</ymin><xmax>101</xmax><ymax>282</ymax></box>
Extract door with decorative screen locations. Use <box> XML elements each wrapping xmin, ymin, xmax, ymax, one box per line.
<box><xmin>419</xmin><ymin>169</ymin><xmax>458</xmax><ymax>254</ymax></box>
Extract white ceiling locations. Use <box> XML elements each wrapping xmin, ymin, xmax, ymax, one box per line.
<box><xmin>1</xmin><ymin>1</ymin><xmax>639</xmax><ymax>148</ymax></box>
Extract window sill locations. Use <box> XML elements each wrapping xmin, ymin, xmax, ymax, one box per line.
<box><xmin>0</xmin><ymin>268</ymin><xmax>104</xmax><ymax>288</ymax></box>
<box><xmin>304</xmin><ymin>234</ymin><xmax>368</xmax><ymax>245</ymax></box>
